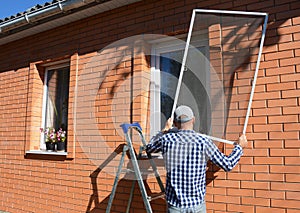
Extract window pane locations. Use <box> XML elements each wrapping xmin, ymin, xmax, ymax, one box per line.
<box><xmin>160</xmin><ymin>47</ymin><xmax>210</xmax><ymax>134</ymax></box>
<box><xmin>45</xmin><ymin>67</ymin><xmax>70</xmax><ymax>132</ymax></box>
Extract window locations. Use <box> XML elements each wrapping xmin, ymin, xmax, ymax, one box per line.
<box><xmin>40</xmin><ymin>65</ymin><xmax>70</xmax><ymax>151</ymax></box>
<box><xmin>150</xmin><ymin>36</ymin><xmax>210</xmax><ymax>136</ymax></box>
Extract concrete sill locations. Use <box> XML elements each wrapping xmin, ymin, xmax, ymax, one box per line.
<box><xmin>26</xmin><ymin>150</ymin><xmax>68</xmax><ymax>156</ymax></box>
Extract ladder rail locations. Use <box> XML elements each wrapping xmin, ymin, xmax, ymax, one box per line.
<box><xmin>106</xmin><ymin>123</ymin><xmax>165</xmax><ymax>213</ymax></box>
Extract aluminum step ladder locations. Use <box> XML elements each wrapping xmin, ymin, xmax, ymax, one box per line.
<box><xmin>106</xmin><ymin>122</ymin><xmax>165</xmax><ymax>213</ymax></box>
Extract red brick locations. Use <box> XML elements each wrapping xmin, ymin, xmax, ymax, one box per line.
<box><xmin>286</xmin><ymin>174</ymin><xmax>300</xmax><ymax>182</ymax></box>
<box><xmin>285</xmin><ymin>140</ymin><xmax>300</xmax><ymax>148</ymax></box>
<box><xmin>267</xmin><ymin>98</ymin><xmax>297</xmax><ymax>107</ymax></box>
<box><xmin>242</xmin><ymin>196</ymin><xmax>270</xmax><ymax>206</ymax></box>
<box><xmin>241</xmin><ymin>181</ymin><xmax>270</xmax><ymax>190</ymax></box>
<box><xmin>227</xmin><ymin>172</ymin><xmax>254</xmax><ymax>181</ymax></box>
<box><xmin>281</xmin><ymin>73</ymin><xmax>300</xmax><ymax>82</ymax></box>
<box><xmin>268</xmin><ymin>115</ymin><xmax>299</xmax><ymax>124</ymax></box>
<box><xmin>282</xmin><ymin>89</ymin><xmax>300</xmax><ymax>98</ymax></box>
<box><xmin>255</xmin><ymin>173</ymin><xmax>285</xmax><ymax>182</ymax></box>
<box><xmin>265</xmin><ymin>50</ymin><xmax>294</xmax><ymax>61</ymax></box>
<box><xmin>253</xmin><ymin>124</ymin><xmax>283</xmax><ymax>132</ymax></box>
<box><xmin>270</xmin><ymin>165</ymin><xmax>300</xmax><ymax>174</ymax></box>
<box><xmin>283</xmin><ymin>107</ymin><xmax>300</xmax><ymax>115</ymax></box>
<box><xmin>256</xmin><ymin>206</ymin><xmax>286</xmax><ymax>213</ymax></box>
<box><xmin>269</xmin><ymin>131</ymin><xmax>299</xmax><ymax>140</ymax></box>
<box><xmin>267</xmin><ymin>82</ymin><xmax>296</xmax><ymax>92</ymax></box>
<box><xmin>272</xmin><ymin>199</ymin><xmax>300</xmax><ymax>209</ymax></box>
<box><xmin>254</xmin><ymin>140</ymin><xmax>283</xmax><ymax>148</ymax></box>
<box><xmin>287</xmin><ymin>209</ymin><xmax>300</xmax><ymax>213</ymax></box>
<box><xmin>241</xmin><ymin>165</ymin><xmax>269</xmax><ymax>173</ymax></box>
<box><xmin>214</xmin><ymin>179</ymin><xmax>240</xmax><ymax>188</ymax></box>
<box><xmin>227</xmin><ymin>203</ymin><xmax>254</xmax><ymax>212</ymax></box>
<box><xmin>243</xmin><ymin>148</ymin><xmax>269</xmax><ymax>157</ymax></box>
<box><xmin>214</xmin><ymin>195</ymin><xmax>240</xmax><ymax>204</ymax></box>
<box><xmin>286</xmin><ymin>191</ymin><xmax>300</xmax><ymax>200</ymax></box>
<box><xmin>265</xmin><ymin>66</ymin><xmax>295</xmax><ymax>76</ymax></box>
<box><xmin>285</xmin><ymin>157</ymin><xmax>299</xmax><ymax>165</ymax></box>
<box><xmin>270</xmin><ymin>149</ymin><xmax>300</xmax><ymax>157</ymax></box>
<box><xmin>254</xmin><ymin>157</ymin><xmax>284</xmax><ymax>165</ymax></box>
<box><xmin>256</xmin><ymin>189</ymin><xmax>285</xmax><ymax>199</ymax></box>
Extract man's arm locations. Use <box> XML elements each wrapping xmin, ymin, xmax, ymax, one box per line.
<box><xmin>206</xmin><ymin>135</ymin><xmax>248</xmax><ymax>172</ymax></box>
<box><xmin>145</xmin><ymin>118</ymin><xmax>174</xmax><ymax>153</ymax></box>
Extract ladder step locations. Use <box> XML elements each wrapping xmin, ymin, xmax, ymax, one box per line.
<box><xmin>139</xmin><ymin>152</ymin><xmax>163</xmax><ymax>159</ymax></box>
<box><xmin>147</xmin><ymin>192</ymin><xmax>165</xmax><ymax>201</ymax></box>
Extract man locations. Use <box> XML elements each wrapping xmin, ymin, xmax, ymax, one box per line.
<box><xmin>146</xmin><ymin>105</ymin><xmax>247</xmax><ymax>213</ymax></box>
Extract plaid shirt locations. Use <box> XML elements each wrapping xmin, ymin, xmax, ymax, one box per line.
<box><xmin>146</xmin><ymin>129</ymin><xmax>243</xmax><ymax>208</ymax></box>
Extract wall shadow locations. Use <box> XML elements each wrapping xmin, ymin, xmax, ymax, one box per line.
<box><xmin>86</xmin><ymin>144</ymin><xmax>166</xmax><ymax>213</ymax></box>
<box><xmin>86</xmin><ymin>141</ymin><xmax>224</xmax><ymax>212</ymax></box>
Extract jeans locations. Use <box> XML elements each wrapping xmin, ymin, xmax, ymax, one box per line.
<box><xmin>168</xmin><ymin>203</ymin><xmax>206</xmax><ymax>213</ymax></box>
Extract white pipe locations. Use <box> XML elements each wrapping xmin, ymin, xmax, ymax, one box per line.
<box><xmin>171</xmin><ymin>9</ymin><xmax>196</xmax><ymax>117</ymax></box>
<box><xmin>172</xmin><ymin>9</ymin><xmax>268</xmax><ymax>144</ymax></box>
<box><xmin>200</xmin><ymin>133</ymin><xmax>234</xmax><ymax>145</ymax></box>
<box><xmin>243</xmin><ymin>13</ymin><xmax>269</xmax><ymax>134</ymax></box>
<box><xmin>0</xmin><ymin>0</ymin><xmax>94</xmax><ymax>33</ymax></box>
<box><xmin>194</xmin><ymin>9</ymin><xmax>268</xmax><ymax>16</ymax></box>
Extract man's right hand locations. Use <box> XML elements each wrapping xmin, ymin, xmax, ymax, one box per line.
<box><xmin>162</xmin><ymin>117</ymin><xmax>173</xmax><ymax>132</ymax></box>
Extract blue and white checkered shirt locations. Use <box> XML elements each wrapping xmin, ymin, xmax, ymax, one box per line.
<box><xmin>146</xmin><ymin>129</ymin><xmax>243</xmax><ymax>208</ymax></box>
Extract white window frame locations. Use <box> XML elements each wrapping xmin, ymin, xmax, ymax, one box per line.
<box><xmin>150</xmin><ymin>35</ymin><xmax>210</xmax><ymax>137</ymax></box>
<box><xmin>40</xmin><ymin>62</ymin><xmax>70</xmax><ymax>151</ymax></box>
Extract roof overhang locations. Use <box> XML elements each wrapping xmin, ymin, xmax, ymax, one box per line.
<box><xmin>0</xmin><ymin>0</ymin><xmax>142</xmax><ymax>46</ymax></box>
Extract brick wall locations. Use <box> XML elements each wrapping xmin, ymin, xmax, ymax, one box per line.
<box><xmin>0</xmin><ymin>0</ymin><xmax>299</xmax><ymax>212</ymax></box>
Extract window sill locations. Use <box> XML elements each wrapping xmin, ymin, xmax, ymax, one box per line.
<box><xmin>26</xmin><ymin>150</ymin><xmax>68</xmax><ymax>156</ymax></box>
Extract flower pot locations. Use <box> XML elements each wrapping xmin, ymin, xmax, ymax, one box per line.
<box><xmin>56</xmin><ymin>142</ymin><xmax>65</xmax><ymax>152</ymax></box>
<box><xmin>45</xmin><ymin>142</ymin><xmax>55</xmax><ymax>152</ymax></box>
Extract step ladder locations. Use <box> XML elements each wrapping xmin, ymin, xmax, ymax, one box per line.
<box><xmin>106</xmin><ymin>122</ymin><xmax>165</xmax><ymax>213</ymax></box>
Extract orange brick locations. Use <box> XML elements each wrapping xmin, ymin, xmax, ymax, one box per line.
<box><xmin>268</xmin><ymin>115</ymin><xmax>299</xmax><ymax>124</ymax></box>
<box><xmin>241</xmin><ymin>165</ymin><xmax>269</xmax><ymax>173</ymax></box>
<box><xmin>265</xmin><ymin>50</ymin><xmax>294</xmax><ymax>61</ymax></box>
<box><xmin>256</xmin><ymin>189</ymin><xmax>285</xmax><ymax>199</ymax></box>
<box><xmin>272</xmin><ymin>199</ymin><xmax>300</xmax><ymax>209</ymax></box>
<box><xmin>270</xmin><ymin>131</ymin><xmax>299</xmax><ymax>139</ymax></box>
<box><xmin>286</xmin><ymin>174</ymin><xmax>300</xmax><ymax>182</ymax></box>
<box><xmin>285</xmin><ymin>157</ymin><xmax>299</xmax><ymax>165</ymax></box>
<box><xmin>286</xmin><ymin>191</ymin><xmax>300</xmax><ymax>200</ymax></box>
<box><xmin>270</xmin><ymin>165</ymin><xmax>300</xmax><ymax>174</ymax></box>
<box><xmin>254</xmin><ymin>157</ymin><xmax>284</xmax><ymax>165</ymax></box>
<box><xmin>270</xmin><ymin>149</ymin><xmax>300</xmax><ymax>157</ymax></box>
<box><xmin>283</xmin><ymin>106</ymin><xmax>300</xmax><ymax>115</ymax></box>
<box><xmin>256</xmin><ymin>206</ymin><xmax>286</xmax><ymax>213</ymax></box>
<box><xmin>227</xmin><ymin>203</ymin><xmax>254</xmax><ymax>213</ymax></box>
<box><xmin>265</xmin><ymin>65</ymin><xmax>295</xmax><ymax>76</ymax></box>
<box><xmin>241</xmin><ymin>181</ymin><xmax>270</xmax><ymax>190</ymax></box>
<box><xmin>226</xmin><ymin>189</ymin><xmax>254</xmax><ymax>199</ymax></box>
<box><xmin>268</xmin><ymin>98</ymin><xmax>297</xmax><ymax>107</ymax></box>
<box><xmin>253</xmin><ymin>124</ymin><xmax>283</xmax><ymax>132</ymax></box>
<box><xmin>254</xmin><ymin>140</ymin><xmax>283</xmax><ymax>148</ymax></box>
<box><xmin>214</xmin><ymin>195</ymin><xmax>240</xmax><ymax>204</ymax></box>
<box><xmin>242</xmin><ymin>196</ymin><xmax>270</xmax><ymax>206</ymax></box>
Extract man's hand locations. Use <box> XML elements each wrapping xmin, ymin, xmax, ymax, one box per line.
<box><xmin>162</xmin><ymin>117</ymin><xmax>173</xmax><ymax>132</ymax></box>
<box><xmin>236</xmin><ymin>134</ymin><xmax>248</xmax><ymax>148</ymax></box>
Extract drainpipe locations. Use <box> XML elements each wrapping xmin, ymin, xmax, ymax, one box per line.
<box><xmin>0</xmin><ymin>0</ymin><xmax>97</xmax><ymax>33</ymax></box>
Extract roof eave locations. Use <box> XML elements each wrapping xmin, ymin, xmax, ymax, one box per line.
<box><xmin>0</xmin><ymin>0</ymin><xmax>141</xmax><ymax>46</ymax></box>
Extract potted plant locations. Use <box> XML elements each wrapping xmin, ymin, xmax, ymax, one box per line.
<box><xmin>40</xmin><ymin>127</ymin><xmax>66</xmax><ymax>152</ymax></box>
<box><xmin>56</xmin><ymin>128</ymin><xmax>67</xmax><ymax>152</ymax></box>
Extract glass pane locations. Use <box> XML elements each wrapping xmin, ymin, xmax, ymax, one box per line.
<box><xmin>176</xmin><ymin>10</ymin><xmax>267</xmax><ymax>142</ymax></box>
<box><xmin>160</xmin><ymin>51</ymin><xmax>182</xmax><ymax>129</ymax></box>
<box><xmin>46</xmin><ymin>67</ymin><xmax>70</xmax><ymax>132</ymax></box>
<box><xmin>160</xmin><ymin>47</ymin><xmax>210</xmax><ymax>134</ymax></box>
